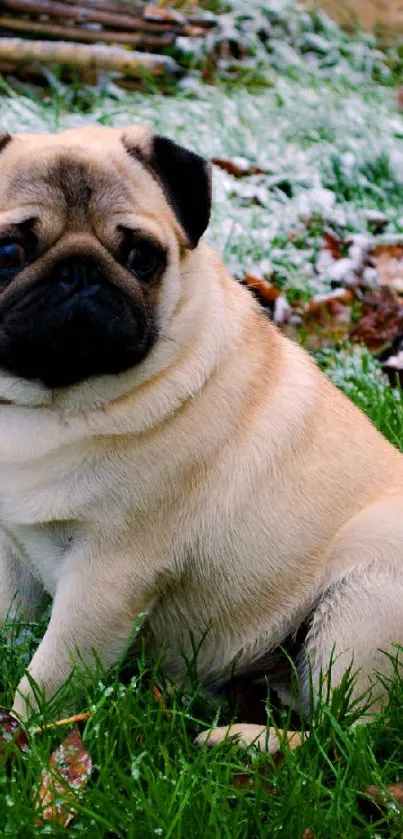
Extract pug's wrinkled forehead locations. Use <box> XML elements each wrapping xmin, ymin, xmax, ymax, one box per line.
<box><xmin>0</xmin><ymin>125</ymin><xmax>211</xmax><ymax>251</ymax></box>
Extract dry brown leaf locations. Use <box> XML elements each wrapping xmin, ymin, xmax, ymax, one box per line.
<box><xmin>360</xmin><ymin>781</ymin><xmax>403</xmax><ymax>819</ymax></box>
<box><xmin>371</xmin><ymin>243</ymin><xmax>403</xmax><ymax>294</ymax></box>
<box><xmin>153</xmin><ymin>685</ymin><xmax>170</xmax><ymax>720</ymax></box>
<box><xmin>322</xmin><ymin>227</ymin><xmax>343</xmax><ymax>260</ymax></box>
<box><xmin>231</xmin><ymin>767</ymin><xmax>275</xmax><ymax>795</ymax></box>
<box><xmin>36</xmin><ymin>726</ymin><xmax>92</xmax><ymax>828</ymax></box>
<box><xmin>211</xmin><ymin>157</ymin><xmax>267</xmax><ymax>178</ymax></box>
<box><xmin>0</xmin><ymin>709</ymin><xmax>28</xmax><ymax>761</ymax></box>
<box><xmin>302</xmin><ymin>830</ymin><xmax>316</xmax><ymax>839</ymax></box>
<box><xmin>305</xmin><ymin>288</ymin><xmax>353</xmax><ymax>318</ymax></box>
<box><xmin>287</xmin><ymin>289</ymin><xmax>353</xmax><ymax>350</ymax></box>
<box><xmin>243</xmin><ymin>273</ymin><xmax>279</xmax><ymax>304</ymax></box>
<box><xmin>349</xmin><ymin>285</ymin><xmax>403</xmax><ymax>351</ymax></box>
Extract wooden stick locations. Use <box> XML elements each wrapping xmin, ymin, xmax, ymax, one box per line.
<box><xmin>187</xmin><ymin>15</ymin><xmax>218</xmax><ymax>29</ymax></box>
<box><xmin>60</xmin><ymin>0</ymin><xmax>146</xmax><ymax>15</ymax></box>
<box><xmin>60</xmin><ymin>0</ymin><xmax>211</xmax><ymax>28</ymax></box>
<box><xmin>0</xmin><ymin>15</ymin><xmax>176</xmax><ymax>48</ymax></box>
<box><xmin>33</xmin><ymin>712</ymin><xmax>91</xmax><ymax>734</ymax></box>
<box><xmin>1</xmin><ymin>0</ymin><xmax>184</xmax><ymax>33</ymax></box>
<box><xmin>0</xmin><ymin>38</ymin><xmax>182</xmax><ymax>77</ymax></box>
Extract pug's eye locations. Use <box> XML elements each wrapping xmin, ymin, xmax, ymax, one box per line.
<box><xmin>126</xmin><ymin>239</ymin><xmax>162</xmax><ymax>282</ymax></box>
<box><xmin>0</xmin><ymin>240</ymin><xmax>25</xmax><ymax>272</ymax></box>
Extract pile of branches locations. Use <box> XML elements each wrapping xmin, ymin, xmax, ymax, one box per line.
<box><xmin>0</xmin><ymin>0</ymin><xmax>218</xmax><ymax>86</ymax></box>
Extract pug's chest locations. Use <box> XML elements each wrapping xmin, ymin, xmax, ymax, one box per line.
<box><xmin>0</xmin><ymin>460</ymin><xmax>101</xmax><ymax>527</ymax></box>
<box><xmin>7</xmin><ymin>520</ymin><xmax>80</xmax><ymax>594</ymax></box>
<box><xmin>0</xmin><ymin>431</ymin><xmax>138</xmax><ymax>525</ymax></box>
<box><xmin>0</xmin><ymin>449</ymin><xmax>129</xmax><ymax>591</ymax></box>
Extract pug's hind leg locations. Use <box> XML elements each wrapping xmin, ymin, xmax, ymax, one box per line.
<box><xmin>300</xmin><ymin>571</ymin><xmax>403</xmax><ymax>715</ymax></box>
<box><xmin>299</xmin><ymin>496</ymin><xmax>403</xmax><ymax>715</ymax></box>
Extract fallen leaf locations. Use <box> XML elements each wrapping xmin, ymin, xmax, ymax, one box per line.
<box><xmin>36</xmin><ymin>727</ymin><xmax>92</xmax><ymax>828</ymax></box>
<box><xmin>243</xmin><ymin>273</ymin><xmax>279</xmax><ymax>305</ymax></box>
<box><xmin>322</xmin><ymin>227</ymin><xmax>343</xmax><ymax>260</ymax></box>
<box><xmin>0</xmin><ymin>709</ymin><xmax>28</xmax><ymax>761</ymax></box>
<box><xmin>302</xmin><ymin>830</ymin><xmax>316</xmax><ymax>839</ymax></box>
<box><xmin>349</xmin><ymin>286</ymin><xmax>403</xmax><ymax>351</ymax></box>
<box><xmin>360</xmin><ymin>782</ymin><xmax>403</xmax><ymax>819</ymax></box>
<box><xmin>371</xmin><ymin>243</ymin><xmax>403</xmax><ymax>294</ymax></box>
<box><xmin>231</xmin><ymin>770</ymin><xmax>257</xmax><ymax>791</ymax></box>
<box><xmin>231</xmin><ymin>767</ymin><xmax>275</xmax><ymax>795</ymax></box>
<box><xmin>153</xmin><ymin>685</ymin><xmax>170</xmax><ymax>720</ymax></box>
<box><xmin>305</xmin><ymin>288</ymin><xmax>353</xmax><ymax>318</ymax></box>
<box><xmin>287</xmin><ymin>289</ymin><xmax>353</xmax><ymax>350</ymax></box>
<box><xmin>212</xmin><ymin>157</ymin><xmax>267</xmax><ymax>178</ymax></box>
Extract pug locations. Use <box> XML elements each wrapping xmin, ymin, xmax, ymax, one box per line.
<box><xmin>0</xmin><ymin>126</ymin><xmax>402</xmax><ymax>752</ymax></box>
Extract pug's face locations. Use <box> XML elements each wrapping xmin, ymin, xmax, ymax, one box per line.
<box><xmin>0</xmin><ymin>126</ymin><xmax>211</xmax><ymax>389</ymax></box>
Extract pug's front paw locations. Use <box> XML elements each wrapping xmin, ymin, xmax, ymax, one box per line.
<box><xmin>12</xmin><ymin>674</ymin><xmax>41</xmax><ymax>721</ymax></box>
<box><xmin>195</xmin><ymin>723</ymin><xmax>305</xmax><ymax>755</ymax></box>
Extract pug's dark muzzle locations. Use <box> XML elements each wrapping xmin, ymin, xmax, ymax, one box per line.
<box><xmin>0</xmin><ymin>256</ymin><xmax>156</xmax><ymax>389</ymax></box>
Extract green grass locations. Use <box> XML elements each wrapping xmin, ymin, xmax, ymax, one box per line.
<box><xmin>1</xmin><ymin>0</ymin><xmax>403</xmax><ymax>834</ymax></box>
<box><xmin>1</xmin><ymin>628</ymin><xmax>403</xmax><ymax>836</ymax></box>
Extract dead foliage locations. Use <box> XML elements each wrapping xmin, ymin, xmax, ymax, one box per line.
<box><xmin>237</xmin><ymin>207</ymin><xmax>403</xmax><ymax>382</ymax></box>
<box><xmin>36</xmin><ymin>727</ymin><xmax>92</xmax><ymax>827</ymax></box>
<box><xmin>0</xmin><ymin>709</ymin><xmax>29</xmax><ymax>762</ymax></box>
<box><xmin>359</xmin><ymin>781</ymin><xmax>403</xmax><ymax>820</ymax></box>
<box><xmin>0</xmin><ymin>0</ymin><xmax>217</xmax><ymax>86</ymax></box>
<box><xmin>212</xmin><ymin>157</ymin><xmax>268</xmax><ymax>178</ymax></box>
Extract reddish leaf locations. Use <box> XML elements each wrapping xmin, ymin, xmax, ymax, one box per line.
<box><xmin>231</xmin><ymin>768</ymin><xmax>275</xmax><ymax>795</ymax></box>
<box><xmin>349</xmin><ymin>286</ymin><xmax>403</xmax><ymax>351</ymax></box>
<box><xmin>305</xmin><ymin>289</ymin><xmax>353</xmax><ymax>319</ymax></box>
<box><xmin>36</xmin><ymin>727</ymin><xmax>92</xmax><ymax>828</ymax></box>
<box><xmin>0</xmin><ymin>709</ymin><xmax>28</xmax><ymax>761</ymax></box>
<box><xmin>322</xmin><ymin>227</ymin><xmax>343</xmax><ymax>260</ymax></box>
<box><xmin>212</xmin><ymin>157</ymin><xmax>267</xmax><ymax>178</ymax></box>
<box><xmin>372</xmin><ymin>243</ymin><xmax>403</xmax><ymax>260</ymax></box>
<box><xmin>153</xmin><ymin>685</ymin><xmax>170</xmax><ymax>720</ymax></box>
<box><xmin>371</xmin><ymin>243</ymin><xmax>403</xmax><ymax>294</ymax></box>
<box><xmin>360</xmin><ymin>782</ymin><xmax>403</xmax><ymax>819</ymax></box>
<box><xmin>287</xmin><ymin>289</ymin><xmax>353</xmax><ymax>350</ymax></box>
<box><xmin>243</xmin><ymin>273</ymin><xmax>279</xmax><ymax>305</ymax></box>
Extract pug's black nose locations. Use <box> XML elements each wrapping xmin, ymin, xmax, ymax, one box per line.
<box><xmin>57</xmin><ymin>258</ymin><xmax>101</xmax><ymax>294</ymax></box>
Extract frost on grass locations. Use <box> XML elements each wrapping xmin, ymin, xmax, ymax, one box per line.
<box><xmin>2</xmin><ymin>81</ymin><xmax>403</xmax><ymax>297</ymax></box>
<box><xmin>0</xmin><ymin>0</ymin><xmax>403</xmax><ymax>295</ymax></box>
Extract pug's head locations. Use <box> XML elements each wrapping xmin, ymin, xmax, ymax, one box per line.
<box><xmin>0</xmin><ymin>126</ymin><xmax>211</xmax><ymax>389</ymax></box>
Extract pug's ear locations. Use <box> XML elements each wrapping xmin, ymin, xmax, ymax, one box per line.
<box><xmin>0</xmin><ymin>133</ymin><xmax>12</xmax><ymax>154</ymax></box>
<box><xmin>124</xmin><ymin>132</ymin><xmax>212</xmax><ymax>249</ymax></box>
<box><xmin>150</xmin><ymin>136</ymin><xmax>212</xmax><ymax>248</ymax></box>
